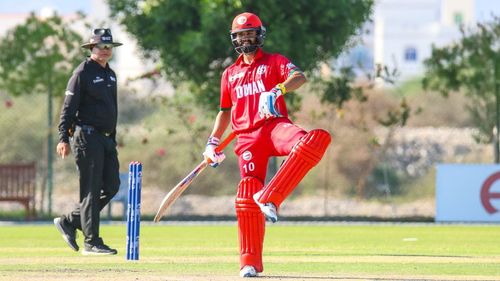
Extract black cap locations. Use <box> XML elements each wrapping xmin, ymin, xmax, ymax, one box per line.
<box><xmin>81</xmin><ymin>28</ymin><xmax>123</xmax><ymax>49</ymax></box>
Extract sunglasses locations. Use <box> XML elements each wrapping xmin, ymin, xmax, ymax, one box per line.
<box><xmin>95</xmin><ymin>43</ymin><xmax>114</xmax><ymax>50</ymax></box>
<box><xmin>93</xmin><ymin>28</ymin><xmax>112</xmax><ymax>36</ymax></box>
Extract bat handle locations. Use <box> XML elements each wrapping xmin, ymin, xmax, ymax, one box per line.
<box><xmin>214</xmin><ymin>132</ymin><xmax>236</xmax><ymax>153</ymax></box>
<box><xmin>204</xmin><ymin>132</ymin><xmax>236</xmax><ymax>166</ymax></box>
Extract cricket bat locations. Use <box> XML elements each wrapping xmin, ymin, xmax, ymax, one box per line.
<box><xmin>153</xmin><ymin>132</ymin><xmax>236</xmax><ymax>222</ymax></box>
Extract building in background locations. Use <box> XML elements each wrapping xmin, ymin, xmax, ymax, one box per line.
<box><xmin>340</xmin><ymin>0</ymin><xmax>499</xmax><ymax>81</ymax></box>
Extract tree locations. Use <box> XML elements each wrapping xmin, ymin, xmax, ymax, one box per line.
<box><xmin>312</xmin><ymin>64</ymin><xmax>413</xmax><ymax>199</ymax></box>
<box><xmin>0</xmin><ymin>13</ymin><xmax>84</xmax><ymax>98</ymax></box>
<box><xmin>107</xmin><ymin>0</ymin><xmax>374</xmax><ymax>111</ymax></box>
<box><xmin>423</xmin><ymin>17</ymin><xmax>500</xmax><ymax>162</ymax></box>
<box><xmin>0</xmin><ymin>12</ymin><xmax>85</xmax><ymax>215</ymax></box>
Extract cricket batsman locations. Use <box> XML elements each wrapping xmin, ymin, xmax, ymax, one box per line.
<box><xmin>202</xmin><ymin>12</ymin><xmax>332</xmax><ymax>277</ymax></box>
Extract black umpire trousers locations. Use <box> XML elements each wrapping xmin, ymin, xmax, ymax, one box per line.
<box><xmin>65</xmin><ymin>126</ymin><xmax>120</xmax><ymax>245</ymax></box>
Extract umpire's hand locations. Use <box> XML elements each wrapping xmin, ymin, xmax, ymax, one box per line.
<box><xmin>56</xmin><ymin>142</ymin><xmax>71</xmax><ymax>159</ymax></box>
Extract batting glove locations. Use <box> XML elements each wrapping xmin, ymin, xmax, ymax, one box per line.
<box><xmin>203</xmin><ymin>136</ymin><xmax>226</xmax><ymax>168</ymax></box>
<box><xmin>258</xmin><ymin>84</ymin><xmax>285</xmax><ymax>119</ymax></box>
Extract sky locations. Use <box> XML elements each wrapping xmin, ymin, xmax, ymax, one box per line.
<box><xmin>0</xmin><ymin>0</ymin><xmax>90</xmax><ymax>14</ymax></box>
<box><xmin>476</xmin><ymin>0</ymin><xmax>500</xmax><ymax>21</ymax></box>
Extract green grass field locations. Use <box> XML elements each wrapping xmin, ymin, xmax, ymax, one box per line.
<box><xmin>0</xmin><ymin>222</ymin><xmax>499</xmax><ymax>280</ymax></box>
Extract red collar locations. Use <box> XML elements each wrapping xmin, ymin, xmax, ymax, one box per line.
<box><xmin>235</xmin><ymin>48</ymin><xmax>264</xmax><ymax>66</ymax></box>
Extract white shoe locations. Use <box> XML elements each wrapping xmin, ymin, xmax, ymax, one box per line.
<box><xmin>240</xmin><ymin>265</ymin><xmax>258</xmax><ymax>277</ymax></box>
<box><xmin>253</xmin><ymin>191</ymin><xmax>278</xmax><ymax>223</ymax></box>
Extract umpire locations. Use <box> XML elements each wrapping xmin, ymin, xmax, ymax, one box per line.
<box><xmin>54</xmin><ymin>28</ymin><xmax>122</xmax><ymax>255</ymax></box>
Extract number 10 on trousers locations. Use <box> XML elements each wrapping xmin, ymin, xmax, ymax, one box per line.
<box><xmin>126</xmin><ymin>161</ymin><xmax>142</xmax><ymax>260</ymax></box>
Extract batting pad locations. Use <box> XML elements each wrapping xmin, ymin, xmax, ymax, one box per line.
<box><xmin>235</xmin><ymin>177</ymin><xmax>265</xmax><ymax>273</ymax></box>
<box><xmin>257</xmin><ymin>129</ymin><xmax>331</xmax><ymax>208</ymax></box>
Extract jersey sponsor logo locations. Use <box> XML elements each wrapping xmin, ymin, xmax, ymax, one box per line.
<box><xmin>256</xmin><ymin>64</ymin><xmax>267</xmax><ymax>75</ymax></box>
<box><xmin>110</xmin><ymin>76</ymin><xmax>116</xmax><ymax>82</ymax></box>
<box><xmin>93</xmin><ymin>76</ymin><xmax>104</xmax><ymax>83</ymax></box>
<box><xmin>229</xmin><ymin>71</ymin><xmax>245</xmax><ymax>82</ymax></box>
<box><xmin>65</xmin><ymin>90</ymin><xmax>74</xmax><ymax>96</ymax></box>
<box><xmin>235</xmin><ymin>79</ymin><xmax>266</xmax><ymax>99</ymax></box>
<box><xmin>242</xmin><ymin>150</ymin><xmax>253</xmax><ymax>161</ymax></box>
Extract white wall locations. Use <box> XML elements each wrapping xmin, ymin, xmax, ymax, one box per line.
<box><xmin>441</xmin><ymin>0</ymin><xmax>475</xmax><ymax>26</ymax></box>
<box><xmin>362</xmin><ymin>0</ymin><xmax>477</xmax><ymax>81</ymax></box>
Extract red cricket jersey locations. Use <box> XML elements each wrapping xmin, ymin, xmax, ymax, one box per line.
<box><xmin>220</xmin><ymin>48</ymin><xmax>300</xmax><ymax>133</ymax></box>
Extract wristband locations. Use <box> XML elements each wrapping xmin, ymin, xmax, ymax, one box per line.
<box><xmin>276</xmin><ymin>83</ymin><xmax>287</xmax><ymax>95</ymax></box>
<box><xmin>207</xmin><ymin>136</ymin><xmax>220</xmax><ymax>146</ymax></box>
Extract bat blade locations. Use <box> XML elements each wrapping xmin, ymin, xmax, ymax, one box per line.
<box><xmin>153</xmin><ymin>132</ymin><xmax>235</xmax><ymax>222</ymax></box>
<box><xmin>153</xmin><ymin>161</ymin><xmax>208</xmax><ymax>222</ymax></box>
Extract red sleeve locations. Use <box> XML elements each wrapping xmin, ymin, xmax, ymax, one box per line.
<box><xmin>220</xmin><ymin>69</ymin><xmax>232</xmax><ymax>111</ymax></box>
<box><xmin>274</xmin><ymin>54</ymin><xmax>301</xmax><ymax>81</ymax></box>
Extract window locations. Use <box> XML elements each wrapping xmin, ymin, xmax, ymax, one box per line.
<box><xmin>404</xmin><ymin>47</ymin><xmax>417</xmax><ymax>62</ymax></box>
<box><xmin>454</xmin><ymin>12</ymin><xmax>463</xmax><ymax>26</ymax></box>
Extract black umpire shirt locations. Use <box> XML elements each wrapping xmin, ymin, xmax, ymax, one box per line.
<box><xmin>58</xmin><ymin>58</ymin><xmax>118</xmax><ymax>143</ymax></box>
